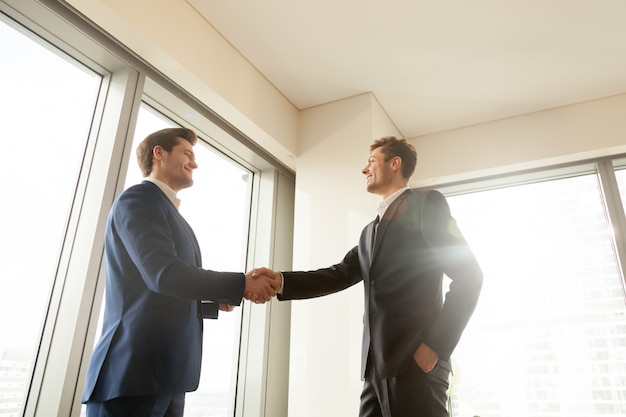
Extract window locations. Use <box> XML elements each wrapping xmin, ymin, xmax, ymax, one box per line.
<box><xmin>446</xmin><ymin>172</ymin><xmax>626</xmax><ymax>417</ymax></box>
<box><xmin>0</xmin><ymin>15</ymin><xmax>101</xmax><ymax>417</ymax></box>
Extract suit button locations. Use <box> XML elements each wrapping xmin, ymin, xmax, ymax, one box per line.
<box><xmin>370</xmin><ymin>280</ymin><xmax>376</xmax><ymax>286</ymax></box>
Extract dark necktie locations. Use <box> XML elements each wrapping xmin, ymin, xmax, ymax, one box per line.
<box><xmin>371</xmin><ymin>215</ymin><xmax>380</xmax><ymax>251</ymax></box>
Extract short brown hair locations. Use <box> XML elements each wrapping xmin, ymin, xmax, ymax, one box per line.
<box><xmin>136</xmin><ymin>128</ymin><xmax>198</xmax><ymax>177</ymax></box>
<box><xmin>370</xmin><ymin>136</ymin><xmax>417</xmax><ymax>179</ymax></box>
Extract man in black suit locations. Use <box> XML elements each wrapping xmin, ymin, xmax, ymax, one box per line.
<box><xmin>257</xmin><ymin>136</ymin><xmax>482</xmax><ymax>416</ymax></box>
<box><xmin>82</xmin><ymin>128</ymin><xmax>279</xmax><ymax>417</ymax></box>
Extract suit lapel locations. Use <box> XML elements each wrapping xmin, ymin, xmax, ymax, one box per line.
<box><xmin>371</xmin><ymin>189</ymin><xmax>413</xmax><ymax>262</ymax></box>
<box><xmin>176</xmin><ymin>213</ymin><xmax>202</xmax><ymax>266</ymax></box>
<box><xmin>367</xmin><ymin>217</ymin><xmax>378</xmax><ymax>264</ymax></box>
<box><xmin>143</xmin><ymin>181</ymin><xmax>202</xmax><ymax>266</ymax></box>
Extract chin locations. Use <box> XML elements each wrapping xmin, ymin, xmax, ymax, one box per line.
<box><xmin>180</xmin><ymin>180</ymin><xmax>193</xmax><ymax>190</ymax></box>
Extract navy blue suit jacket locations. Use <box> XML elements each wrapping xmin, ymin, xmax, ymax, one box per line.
<box><xmin>83</xmin><ymin>181</ymin><xmax>245</xmax><ymax>402</ymax></box>
<box><xmin>279</xmin><ymin>189</ymin><xmax>482</xmax><ymax>379</ymax></box>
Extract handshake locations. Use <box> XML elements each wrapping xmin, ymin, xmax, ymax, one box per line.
<box><xmin>243</xmin><ymin>267</ymin><xmax>282</xmax><ymax>304</ymax></box>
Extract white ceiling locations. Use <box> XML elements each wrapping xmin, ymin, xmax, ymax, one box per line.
<box><xmin>187</xmin><ymin>0</ymin><xmax>626</xmax><ymax>138</ymax></box>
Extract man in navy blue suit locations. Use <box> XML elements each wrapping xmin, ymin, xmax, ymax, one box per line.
<box><xmin>82</xmin><ymin>127</ymin><xmax>279</xmax><ymax>417</ymax></box>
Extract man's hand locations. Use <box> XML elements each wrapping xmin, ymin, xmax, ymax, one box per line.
<box><xmin>244</xmin><ymin>267</ymin><xmax>282</xmax><ymax>304</ymax></box>
<box><xmin>413</xmin><ymin>342</ymin><xmax>439</xmax><ymax>373</ymax></box>
<box><xmin>219</xmin><ymin>304</ymin><xmax>235</xmax><ymax>312</ymax></box>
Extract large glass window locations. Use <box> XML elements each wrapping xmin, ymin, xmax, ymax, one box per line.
<box><xmin>445</xmin><ymin>173</ymin><xmax>626</xmax><ymax>417</ymax></box>
<box><xmin>0</xmin><ymin>15</ymin><xmax>101</xmax><ymax>417</ymax></box>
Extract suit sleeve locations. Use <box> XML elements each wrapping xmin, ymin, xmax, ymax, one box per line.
<box><xmin>420</xmin><ymin>190</ymin><xmax>483</xmax><ymax>360</ymax></box>
<box><xmin>112</xmin><ymin>187</ymin><xmax>245</xmax><ymax>306</ymax></box>
<box><xmin>278</xmin><ymin>246</ymin><xmax>362</xmax><ymax>300</ymax></box>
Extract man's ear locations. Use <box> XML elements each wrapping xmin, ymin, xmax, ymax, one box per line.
<box><xmin>391</xmin><ymin>156</ymin><xmax>402</xmax><ymax>172</ymax></box>
<box><xmin>152</xmin><ymin>145</ymin><xmax>165</xmax><ymax>162</ymax></box>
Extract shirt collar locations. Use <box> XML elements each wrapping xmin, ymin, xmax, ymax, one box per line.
<box><xmin>145</xmin><ymin>177</ymin><xmax>181</xmax><ymax>209</ymax></box>
<box><xmin>377</xmin><ymin>186</ymin><xmax>410</xmax><ymax>219</ymax></box>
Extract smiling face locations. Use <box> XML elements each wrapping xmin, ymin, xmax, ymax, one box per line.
<box><xmin>151</xmin><ymin>138</ymin><xmax>198</xmax><ymax>192</ymax></box>
<box><xmin>362</xmin><ymin>147</ymin><xmax>400</xmax><ymax>198</ymax></box>
<box><xmin>362</xmin><ymin>136</ymin><xmax>416</xmax><ymax>199</ymax></box>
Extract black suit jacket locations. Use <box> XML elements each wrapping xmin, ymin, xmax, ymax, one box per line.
<box><xmin>279</xmin><ymin>189</ymin><xmax>482</xmax><ymax>379</ymax></box>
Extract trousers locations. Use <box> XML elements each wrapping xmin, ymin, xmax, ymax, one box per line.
<box><xmin>85</xmin><ymin>393</ymin><xmax>185</xmax><ymax>417</ymax></box>
<box><xmin>359</xmin><ymin>356</ymin><xmax>450</xmax><ymax>417</ymax></box>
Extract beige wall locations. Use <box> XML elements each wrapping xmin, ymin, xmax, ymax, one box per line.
<box><xmin>288</xmin><ymin>93</ymin><xmax>401</xmax><ymax>417</ymax></box>
<box><xmin>65</xmin><ymin>1</ymin><xmax>626</xmax><ymax>416</ymax></box>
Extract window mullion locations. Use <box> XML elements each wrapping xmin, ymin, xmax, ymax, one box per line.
<box><xmin>596</xmin><ymin>160</ymin><xmax>626</xmax><ymax>299</ymax></box>
<box><xmin>25</xmin><ymin>68</ymin><xmax>144</xmax><ymax>417</ymax></box>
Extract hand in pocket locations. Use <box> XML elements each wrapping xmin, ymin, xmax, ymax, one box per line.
<box><xmin>413</xmin><ymin>342</ymin><xmax>439</xmax><ymax>373</ymax></box>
